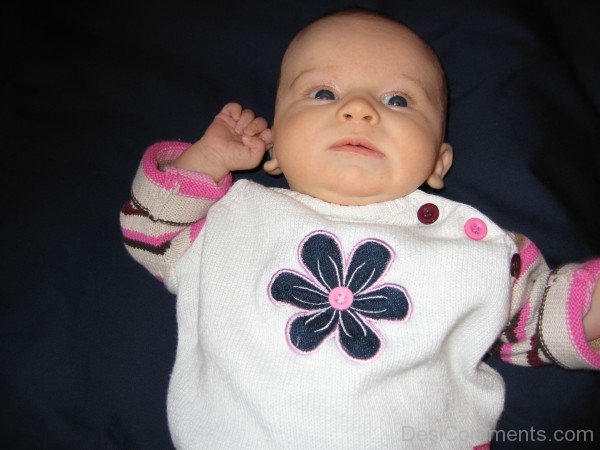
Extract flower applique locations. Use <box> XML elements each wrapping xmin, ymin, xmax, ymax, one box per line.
<box><xmin>268</xmin><ymin>231</ymin><xmax>411</xmax><ymax>361</ymax></box>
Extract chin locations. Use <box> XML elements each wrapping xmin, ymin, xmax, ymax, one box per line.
<box><xmin>320</xmin><ymin>185</ymin><xmax>393</xmax><ymax>206</ymax></box>
<box><xmin>290</xmin><ymin>174</ymin><xmax>401</xmax><ymax>205</ymax></box>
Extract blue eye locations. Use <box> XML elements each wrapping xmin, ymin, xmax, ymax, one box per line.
<box><xmin>383</xmin><ymin>94</ymin><xmax>408</xmax><ymax>108</ymax></box>
<box><xmin>311</xmin><ymin>89</ymin><xmax>336</xmax><ymax>101</ymax></box>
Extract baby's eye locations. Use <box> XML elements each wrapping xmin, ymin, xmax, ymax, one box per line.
<box><xmin>310</xmin><ymin>89</ymin><xmax>336</xmax><ymax>101</ymax></box>
<box><xmin>383</xmin><ymin>94</ymin><xmax>408</xmax><ymax>108</ymax></box>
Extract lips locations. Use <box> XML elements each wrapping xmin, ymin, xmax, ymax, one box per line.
<box><xmin>330</xmin><ymin>137</ymin><xmax>384</xmax><ymax>158</ymax></box>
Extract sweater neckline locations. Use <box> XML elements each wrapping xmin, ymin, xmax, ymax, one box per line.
<box><xmin>271</xmin><ymin>185</ymin><xmax>436</xmax><ymax>225</ymax></box>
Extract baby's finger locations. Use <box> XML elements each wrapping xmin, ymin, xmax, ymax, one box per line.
<box><xmin>214</xmin><ymin>103</ymin><xmax>242</xmax><ymax>128</ymax></box>
<box><xmin>258</xmin><ymin>128</ymin><xmax>273</xmax><ymax>147</ymax></box>
<box><xmin>235</xmin><ymin>109</ymin><xmax>255</xmax><ymax>134</ymax></box>
<box><xmin>243</xmin><ymin>116</ymin><xmax>268</xmax><ymax>137</ymax></box>
<box><xmin>220</xmin><ymin>103</ymin><xmax>242</xmax><ymax>121</ymax></box>
<box><xmin>241</xmin><ymin>135</ymin><xmax>267</xmax><ymax>155</ymax></box>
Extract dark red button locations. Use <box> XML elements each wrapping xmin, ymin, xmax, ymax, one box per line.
<box><xmin>417</xmin><ymin>203</ymin><xmax>439</xmax><ymax>224</ymax></box>
<box><xmin>510</xmin><ymin>253</ymin><xmax>521</xmax><ymax>278</ymax></box>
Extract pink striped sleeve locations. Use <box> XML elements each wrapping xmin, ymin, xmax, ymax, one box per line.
<box><xmin>120</xmin><ymin>141</ymin><xmax>232</xmax><ymax>292</ymax></box>
<box><xmin>491</xmin><ymin>236</ymin><xmax>551</xmax><ymax>366</ymax></box>
<box><xmin>492</xmin><ymin>233</ymin><xmax>600</xmax><ymax>370</ymax></box>
<box><xmin>142</xmin><ymin>141</ymin><xmax>232</xmax><ymax>200</ymax></box>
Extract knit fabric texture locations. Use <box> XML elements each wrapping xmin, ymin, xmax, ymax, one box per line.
<box><xmin>168</xmin><ymin>180</ymin><xmax>515</xmax><ymax>449</ymax></box>
<box><xmin>120</xmin><ymin>143</ymin><xmax>600</xmax><ymax>449</ymax></box>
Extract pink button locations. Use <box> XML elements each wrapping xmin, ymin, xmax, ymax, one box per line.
<box><xmin>464</xmin><ymin>218</ymin><xmax>487</xmax><ymax>240</ymax></box>
<box><xmin>328</xmin><ymin>286</ymin><xmax>354</xmax><ymax>311</ymax></box>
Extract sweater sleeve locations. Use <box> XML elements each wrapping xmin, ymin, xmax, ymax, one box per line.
<box><xmin>119</xmin><ymin>141</ymin><xmax>232</xmax><ymax>294</ymax></box>
<box><xmin>490</xmin><ymin>234</ymin><xmax>600</xmax><ymax>370</ymax></box>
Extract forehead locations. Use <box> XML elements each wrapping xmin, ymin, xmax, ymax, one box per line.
<box><xmin>280</xmin><ymin>14</ymin><xmax>442</xmax><ymax>90</ymax></box>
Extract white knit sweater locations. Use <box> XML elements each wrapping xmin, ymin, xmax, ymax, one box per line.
<box><xmin>120</xmin><ymin>142</ymin><xmax>600</xmax><ymax>450</ymax></box>
<box><xmin>167</xmin><ymin>180</ymin><xmax>517</xmax><ymax>449</ymax></box>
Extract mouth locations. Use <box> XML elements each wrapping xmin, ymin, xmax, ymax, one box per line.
<box><xmin>329</xmin><ymin>137</ymin><xmax>384</xmax><ymax>158</ymax></box>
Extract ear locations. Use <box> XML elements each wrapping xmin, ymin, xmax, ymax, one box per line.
<box><xmin>426</xmin><ymin>143</ymin><xmax>453</xmax><ymax>190</ymax></box>
<box><xmin>263</xmin><ymin>147</ymin><xmax>283</xmax><ymax>175</ymax></box>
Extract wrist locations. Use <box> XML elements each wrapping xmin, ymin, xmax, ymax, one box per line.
<box><xmin>172</xmin><ymin>141</ymin><xmax>230</xmax><ymax>182</ymax></box>
<box><xmin>583</xmin><ymin>281</ymin><xmax>600</xmax><ymax>341</ymax></box>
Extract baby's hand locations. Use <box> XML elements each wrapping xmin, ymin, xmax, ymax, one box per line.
<box><xmin>173</xmin><ymin>103</ymin><xmax>272</xmax><ymax>181</ymax></box>
<box><xmin>584</xmin><ymin>280</ymin><xmax>600</xmax><ymax>342</ymax></box>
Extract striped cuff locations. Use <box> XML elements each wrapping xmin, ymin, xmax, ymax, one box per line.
<box><xmin>131</xmin><ymin>141</ymin><xmax>232</xmax><ymax>224</ymax></box>
<box><xmin>539</xmin><ymin>259</ymin><xmax>600</xmax><ymax>369</ymax></box>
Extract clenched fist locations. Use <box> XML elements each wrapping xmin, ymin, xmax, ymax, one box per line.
<box><xmin>173</xmin><ymin>103</ymin><xmax>272</xmax><ymax>181</ymax></box>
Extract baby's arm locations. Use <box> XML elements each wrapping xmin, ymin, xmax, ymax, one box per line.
<box><xmin>491</xmin><ymin>234</ymin><xmax>600</xmax><ymax>369</ymax></box>
<box><xmin>119</xmin><ymin>141</ymin><xmax>232</xmax><ymax>291</ymax></box>
<box><xmin>120</xmin><ymin>103</ymin><xmax>271</xmax><ymax>292</ymax></box>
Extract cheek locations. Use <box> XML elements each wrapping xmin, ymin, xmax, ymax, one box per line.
<box><xmin>271</xmin><ymin>117</ymin><xmax>309</xmax><ymax>175</ymax></box>
<box><xmin>273</xmin><ymin>109</ymin><xmax>320</xmax><ymax>145</ymax></box>
<box><xmin>389</xmin><ymin>123</ymin><xmax>439</xmax><ymax>162</ymax></box>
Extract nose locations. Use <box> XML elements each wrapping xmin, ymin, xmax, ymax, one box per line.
<box><xmin>336</xmin><ymin>96</ymin><xmax>380</xmax><ymax>125</ymax></box>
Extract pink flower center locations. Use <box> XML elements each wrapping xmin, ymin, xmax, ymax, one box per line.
<box><xmin>328</xmin><ymin>286</ymin><xmax>354</xmax><ymax>311</ymax></box>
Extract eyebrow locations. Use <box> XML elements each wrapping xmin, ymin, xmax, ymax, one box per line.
<box><xmin>396</xmin><ymin>73</ymin><xmax>435</xmax><ymax>102</ymax></box>
<box><xmin>398</xmin><ymin>73</ymin><xmax>426</xmax><ymax>90</ymax></box>
<box><xmin>287</xmin><ymin>67</ymin><xmax>332</xmax><ymax>90</ymax></box>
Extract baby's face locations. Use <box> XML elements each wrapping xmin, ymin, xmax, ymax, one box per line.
<box><xmin>270</xmin><ymin>14</ymin><xmax>451</xmax><ymax>205</ymax></box>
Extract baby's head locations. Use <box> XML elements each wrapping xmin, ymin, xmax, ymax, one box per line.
<box><xmin>264</xmin><ymin>8</ymin><xmax>453</xmax><ymax>206</ymax></box>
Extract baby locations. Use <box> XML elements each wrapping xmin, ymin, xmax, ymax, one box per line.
<box><xmin>121</xmin><ymin>8</ymin><xmax>600</xmax><ymax>449</ymax></box>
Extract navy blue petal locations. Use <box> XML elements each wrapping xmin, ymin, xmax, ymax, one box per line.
<box><xmin>289</xmin><ymin>309</ymin><xmax>338</xmax><ymax>352</ymax></box>
<box><xmin>345</xmin><ymin>240</ymin><xmax>392</xmax><ymax>294</ymax></box>
<box><xmin>270</xmin><ymin>271</ymin><xmax>329</xmax><ymax>310</ymax></box>
<box><xmin>352</xmin><ymin>284</ymin><xmax>410</xmax><ymax>321</ymax></box>
<box><xmin>300</xmin><ymin>232</ymin><xmax>344</xmax><ymax>291</ymax></box>
<box><xmin>338</xmin><ymin>311</ymin><xmax>381</xmax><ymax>360</ymax></box>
